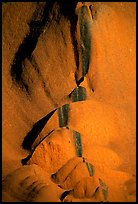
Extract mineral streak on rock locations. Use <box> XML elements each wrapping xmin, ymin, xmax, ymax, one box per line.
<box><xmin>57</xmin><ymin>104</ymin><xmax>70</xmax><ymax>128</ymax></box>
<box><xmin>73</xmin><ymin>131</ymin><xmax>82</xmax><ymax>157</ymax></box>
<box><xmin>85</xmin><ymin>161</ymin><xmax>94</xmax><ymax>176</ymax></box>
<box><xmin>71</xmin><ymin>86</ymin><xmax>87</xmax><ymax>102</ymax></box>
<box><xmin>75</xmin><ymin>3</ymin><xmax>92</xmax><ymax>82</ymax></box>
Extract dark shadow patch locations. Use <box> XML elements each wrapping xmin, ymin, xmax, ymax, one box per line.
<box><xmin>60</xmin><ymin>190</ymin><xmax>71</xmax><ymax>201</ymax></box>
<box><xmin>21</xmin><ymin>129</ymin><xmax>54</xmax><ymax>166</ymax></box>
<box><xmin>22</xmin><ymin>109</ymin><xmax>56</xmax><ymax>151</ymax></box>
<box><xmin>21</xmin><ymin>154</ymin><xmax>32</xmax><ymax>166</ymax></box>
<box><xmin>75</xmin><ymin>72</ymin><xmax>84</xmax><ymax>86</ymax></box>
<box><xmin>10</xmin><ymin>2</ymin><xmax>55</xmax><ymax>92</ymax></box>
<box><xmin>89</xmin><ymin>4</ymin><xmax>97</xmax><ymax>20</ymax></box>
<box><xmin>58</xmin><ymin>1</ymin><xmax>79</xmax><ymax>75</ymax></box>
<box><xmin>10</xmin><ymin>1</ymin><xmax>80</xmax><ymax>96</ymax></box>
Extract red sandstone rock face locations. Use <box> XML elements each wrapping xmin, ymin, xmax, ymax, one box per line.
<box><xmin>2</xmin><ymin>2</ymin><xmax>136</xmax><ymax>202</ymax></box>
<box><xmin>2</xmin><ymin>2</ymin><xmax>77</xmax><ymax>176</ymax></box>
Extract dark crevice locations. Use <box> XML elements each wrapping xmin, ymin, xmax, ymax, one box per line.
<box><xmin>89</xmin><ymin>5</ymin><xmax>93</xmax><ymax>18</ymax></box>
<box><xmin>68</xmin><ymin>89</ymin><xmax>74</xmax><ymax>99</ymax></box>
<box><xmin>68</xmin><ymin>86</ymin><xmax>78</xmax><ymax>99</ymax></box>
<box><xmin>10</xmin><ymin>2</ymin><xmax>55</xmax><ymax>92</ymax></box>
<box><xmin>22</xmin><ymin>109</ymin><xmax>56</xmax><ymax>151</ymax></box>
<box><xmin>89</xmin><ymin>4</ymin><xmax>97</xmax><ymax>20</ymax></box>
<box><xmin>60</xmin><ymin>190</ymin><xmax>71</xmax><ymax>202</ymax></box>
<box><xmin>10</xmin><ymin>1</ymin><xmax>80</xmax><ymax>96</ymax></box>
<box><xmin>35</xmin><ymin>129</ymin><xmax>55</xmax><ymax>151</ymax></box>
<box><xmin>95</xmin><ymin>186</ymin><xmax>100</xmax><ymax>194</ymax></box>
<box><xmin>21</xmin><ymin>129</ymin><xmax>55</xmax><ymax>166</ymax></box>
<box><xmin>75</xmin><ymin>72</ymin><xmax>84</xmax><ymax>86</ymax></box>
<box><xmin>58</xmin><ymin>1</ymin><xmax>79</xmax><ymax>81</ymax></box>
<box><xmin>21</xmin><ymin>154</ymin><xmax>32</xmax><ymax>166</ymax></box>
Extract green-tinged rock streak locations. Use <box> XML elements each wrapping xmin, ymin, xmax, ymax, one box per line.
<box><xmin>80</xmin><ymin>5</ymin><xmax>92</xmax><ymax>77</ymax></box>
<box><xmin>99</xmin><ymin>178</ymin><xmax>108</xmax><ymax>201</ymax></box>
<box><xmin>57</xmin><ymin>104</ymin><xmax>69</xmax><ymax>128</ymax></box>
<box><xmin>86</xmin><ymin>162</ymin><xmax>94</xmax><ymax>176</ymax></box>
<box><xmin>73</xmin><ymin>131</ymin><xmax>82</xmax><ymax>157</ymax></box>
<box><xmin>71</xmin><ymin>86</ymin><xmax>87</xmax><ymax>102</ymax></box>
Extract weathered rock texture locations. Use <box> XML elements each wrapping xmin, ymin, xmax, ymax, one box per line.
<box><xmin>2</xmin><ymin>2</ymin><xmax>136</xmax><ymax>202</ymax></box>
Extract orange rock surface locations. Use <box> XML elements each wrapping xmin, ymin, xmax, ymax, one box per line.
<box><xmin>2</xmin><ymin>2</ymin><xmax>136</xmax><ymax>202</ymax></box>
